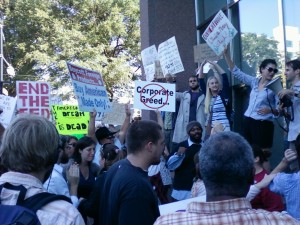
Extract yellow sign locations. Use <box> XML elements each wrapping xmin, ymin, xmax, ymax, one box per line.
<box><xmin>52</xmin><ymin>105</ymin><xmax>89</xmax><ymax>135</ymax></box>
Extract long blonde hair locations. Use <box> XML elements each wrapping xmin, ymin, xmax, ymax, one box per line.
<box><xmin>204</xmin><ymin>75</ymin><xmax>223</xmax><ymax>114</ymax></box>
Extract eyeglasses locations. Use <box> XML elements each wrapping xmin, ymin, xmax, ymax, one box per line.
<box><xmin>266</xmin><ymin>67</ymin><xmax>278</xmax><ymax>74</ymax></box>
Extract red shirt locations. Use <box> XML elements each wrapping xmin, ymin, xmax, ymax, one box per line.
<box><xmin>251</xmin><ymin>169</ymin><xmax>285</xmax><ymax>211</ymax></box>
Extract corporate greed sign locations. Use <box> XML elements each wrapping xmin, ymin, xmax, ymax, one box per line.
<box><xmin>134</xmin><ymin>81</ymin><xmax>176</xmax><ymax>112</ymax></box>
<box><xmin>67</xmin><ymin>62</ymin><xmax>112</xmax><ymax>112</ymax></box>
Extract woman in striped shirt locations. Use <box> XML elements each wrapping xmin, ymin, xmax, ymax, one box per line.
<box><xmin>198</xmin><ymin>60</ymin><xmax>231</xmax><ymax>133</ymax></box>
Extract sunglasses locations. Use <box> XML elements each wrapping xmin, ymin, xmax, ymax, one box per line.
<box><xmin>266</xmin><ymin>67</ymin><xmax>278</xmax><ymax>74</ymax></box>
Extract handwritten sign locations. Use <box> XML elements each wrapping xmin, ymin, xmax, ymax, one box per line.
<box><xmin>0</xmin><ymin>95</ymin><xmax>17</xmax><ymax>128</ymax></box>
<box><xmin>67</xmin><ymin>62</ymin><xmax>112</xmax><ymax>112</ymax></box>
<box><xmin>134</xmin><ymin>81</ymin><xmax>175</xmax><ymax>112</ymax></box>
<box><xmin>102</xmin><ymin>102</ymin><xmax>126</xmax><ymax>125</ymax></box>
<box><xmin>158</xmin><ymin>37</ymin><xmax>184</xmax><ymax>76</ymax></box>
<box><xmin>202</xmin><ymin>10</ymin><xmax>237</xmax><ymax>56</ymax></box>
<box><xmin>51</xmin><ymin>96</ymin><xmax>63</xmax><ymax>105</ymax></box>
<box><xmin>16</xmin><ymin>81</ymin><xmax>51</xmax><ymax>119</ymax></box>
<box><xmin>194</xmin><ymin>43</ymin><xmax>221</xmax><ymax>63</ymax></box>
<box><xmin>141</xmin><ymin>45</ymin><xmax>158</xmax><ymax>81</ymax></box>
<box><xmin>52</xmin><ymin>105</ymin><xmax>89</xmax><ymax>135</ymax></box>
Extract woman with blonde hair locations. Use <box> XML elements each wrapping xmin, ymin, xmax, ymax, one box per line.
<box><xmin>198</xmin><ymin>60</ymin><xmax>231</xmax><ymax>136</ymax></box>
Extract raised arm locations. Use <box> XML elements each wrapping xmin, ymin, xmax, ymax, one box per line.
<box><xmin>87</xmin><ymin>109</ymin><xmax>98</xmax><ymax>143</ymax></box>
<box><xmin>118</xmin><ymin>104</ymin><xmax>131</xmax><ymax>145</ymax></box>
<box><xmin>223</xmin><ymin>46</ymin><xmax>235</xmax><ymax>71</ymax></box>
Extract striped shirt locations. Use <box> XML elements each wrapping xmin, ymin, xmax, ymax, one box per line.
<box><xmin>210</xmin><ymin>95</ymin><xmax>230</xmax><ymax>131</ymax></box>
<box><xmin>154</xmin><ymin>198</ymin><xmax>299</xmax><ymax>225</ymax></box>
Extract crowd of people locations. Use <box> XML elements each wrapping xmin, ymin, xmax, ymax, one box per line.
<box><xmin>0</xmin><ymin>49</ymin><xmax>300</xmax><ymax>225</ymax></box>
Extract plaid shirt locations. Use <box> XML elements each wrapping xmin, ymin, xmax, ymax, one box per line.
<box><xmin>154</xmin><ymin>198</ymin><xmax>300</xmax><ymax>225</ymax></box>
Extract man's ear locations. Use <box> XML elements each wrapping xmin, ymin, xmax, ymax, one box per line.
<box><xmin>146</xmin><ymin>142</ymin><xmax>153</xmax><ymax>152</ymax></box>
<box><xmin>254</xmin><ymin>156</ymin><xmax>260</xmax><ymax>163</ymax></box>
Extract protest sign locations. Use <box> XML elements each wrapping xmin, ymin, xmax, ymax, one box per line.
<box><xmin>134</xmin><ymin>81</ymin><xmax>175</xmax><ymax>112</ymax></box>
<box><xmin>16</xmin><ymin>81</ymin><xmax>51</xmax><ymax>119</ymax></box>
<box><xmin>159</xmin><ymin>196</ymin><xmax>205</xmax><ymax>215</ymax></box>
<box><xmin>0</xmin><ymin>95</ymin><xmax>17</xmax><ymax>128</ymax></box>
<box><xmin>51</xmin><ymin>96</ymin><xmax>63</xmax><ymax>105</ymax></box>
<box><xmin>158</xmin><ymin>36</ymin><xmax>184</xmax><ymax>76</ymax></box>
<box><xmin>67</xmin><ymin>62</ymin><xmax>112</xmax><ymax>113</ymax></box>
<box><xmin>102</xmin><ymin>102</ymin><xmax>126</xmax><ymax>125</ymax></box>
<box><xmin>193</xmin><ymin>43</ymin><xmax>220</xmax><ymax>63</ymax></box>
<box><xmin>52</xmin><ymin>105</ymin><xmax>89</xmax><ymax>135</ymax></box>
<box><xmin>141</xmin><ymin>45</ymin><xmax>158</xmax><ymax>81</ymax></box>
<box><xmin>202</xmin><ymin>10</ymin><xmax>237</xmax><ymax>56</ymax></box>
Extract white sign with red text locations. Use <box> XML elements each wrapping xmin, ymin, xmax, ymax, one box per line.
<box><xmin>16</xmin><ymin>81</ymin><xmax>51</xmax><ymax>119</ymax></box>
<box><xmin>134</xmin><ymin>81</ymin><xmax>175</xmax><ymax>112</ymax></box>
<box><xmin>67</xmin><ymin>63</ymin><xmax>112</xmax><ymax>113</ymax></box>
<box><xmin>202</xmin><ymin>10</ymin><xmax>237</xmax><ymax>56</ymax></box>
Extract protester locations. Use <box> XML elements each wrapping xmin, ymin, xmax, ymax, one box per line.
<box><xmin>172</xmin><ymin>75</ymin><xmax>206</xmax><ymax>144</ymax></box>
<box><xmin>0</xmin><ymin>114</ymin><xmax>84</xmax><ymax>224</ymax></box>
<box><xmin>44</xmin><ymin>135</ymin><xmax>80</xmax><ymax>207</ymax></box>
<box><xmin>224</xmin><ymin>47</ymin><xmax>279</xmax><ymax>170</ymax></box>
<box><xmin>270</xmin><ymin>133</ymin><xmax>300</xmax><ymax>220</ymax></box>
<box><xmin>198</xmin><ymin>60</ymin><xmax>231</xmax><ymax>136</ymax></box>
<box><xmin>278</xmin><ymin>59</ymin><xmax>300</xmax><ymax>170</ymax></box>
<box><xmin>250</xmin><ymin>144</ymin><xmax>284</xmax><ymax>211</ymax></box>
<box><xmin>100</xmin><ymin>120</ymin><xmax>163</xmax><ymax>225</ymax></box>
<box><xmin>72</xmin><ymin>136</ymin><xmax>100</xmax><ymax>199</ymax></box>
<box><xmin>167</xmin><ymin>121</ymin><xmax>202</xmax><ymax>201</ymax></box>
<box><xmin>154</xmin><ymin>131</ymin><xmax>299</xmax><ymax>225</ymax></box>
<box><xmin>78</xmin><ymin>143</ymin><xmax>125</xmax><ymax>224</ymax></box>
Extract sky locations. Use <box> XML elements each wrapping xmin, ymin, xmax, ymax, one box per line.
<box><xmin>239</xmin><ymin>0</ymin><xmax>300</xmax><ymax>37</ymax></box>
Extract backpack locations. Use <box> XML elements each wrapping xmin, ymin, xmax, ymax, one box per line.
<box><xmin>0</xmin><ymin>182</ymin><xmax>72</xmax><ymax>225</ymax></box>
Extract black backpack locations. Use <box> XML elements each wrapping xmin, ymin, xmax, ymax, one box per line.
<box><xmin>0</xmin><ymin>182</ymin><xmax>71</xmax><ymax>225</ymax></box>
<box><xmin>220</xmin><ymin>95</ymin><xmax>235</xmax><ymax>128</ymax></box>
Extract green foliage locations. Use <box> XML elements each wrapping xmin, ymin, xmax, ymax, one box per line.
<box><xmin>0</xmin><ymin>0</ymin><xmax>140</xmax><ymax>99</ymax></box>
<box><xmin>241</xmin><ymin>33</ymin><xmax>281</xmax><ymax>71</ymax></box>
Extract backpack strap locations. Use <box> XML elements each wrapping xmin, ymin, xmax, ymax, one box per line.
<box><xmin>21</xmin><ymin>192</ymin><xmax>72</xmax><ymax>213</ymax></box>
<box><xmin>0</xmin><ymin>182</ymin><xmax>28</xmax><ymax>204</ymax></box>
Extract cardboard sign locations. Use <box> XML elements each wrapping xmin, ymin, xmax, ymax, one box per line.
<box><xmin>0</xmin><ymin>95</ymin><xmax>17</xmax><ymax>128</ymax></box>
<box><xmin>51</xmin><ymin>96</ymin><xmax>63</xmax><ymax>105</ymax></box>
<box><xmin>141</xmin><ymin>45</ymin><xmax>158</xmax><ymax>81</ymax></box>
<box><xmin>102</xmin><ymin>102</ymin><xmax>126</xmax><ymax>125</ymax></box>
<box><xmin>67</xmin><ymin>62</ymin><xmax>112</xmax><ymax>113</ymax></box>
<box><xmin>16</xmin><ymin>81</ymin><xmax>51</xmax><ymax>119</ymax></box>
<box><xmin>158</xmin><ymin>36</ymin><xmax>184</xmax><ymax>76</ymax></box>
<box><xmin>202</xmin><ymin>10</ymin><xmax>237</xmax><ymax>56</ymax></box>
<box><xmin>193</xmin><ymin>43</ymin><xmax>220</xmax><ymax>63</ymax></box>
<box><xmin>52</xmin><ymin>105</ymin><xmax>89</xmax><ymax>135</ymax></box>
<box><xmin>134</xmin><ymin>81</ymin><xmax>175</xmax><ymax>112</ymax></box>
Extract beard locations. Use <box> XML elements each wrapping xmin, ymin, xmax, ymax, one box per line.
<box><xmin>190</xmin><ymin>84</ymin><xmax>199</xmax><ymax>91</ymax></box>
<box><xmin>190</xmin><ymin>134</ymin><xmax>202</xmax><ymax>143</ymax></box>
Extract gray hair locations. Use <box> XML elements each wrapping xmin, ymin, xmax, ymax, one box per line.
<box><xmin>0</xmin><ymin>114</ymin><xmax>59</xmax><ymax>173</ymax></box>
<box><xmin>199</xmin><ymin>131</ymin><xmax>254</xmax><ymax>197</ymax></box>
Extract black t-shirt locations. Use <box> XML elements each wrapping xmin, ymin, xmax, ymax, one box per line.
<box><xmin>100</xmin><ymin>159</ymin><xmax>160</xmax><ymax>225</ymax></box>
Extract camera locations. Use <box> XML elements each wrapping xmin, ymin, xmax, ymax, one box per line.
<box><xmin>280</xmin><ymin>95</ymin><xmax>293</xmax><ymax>108</ymax></box>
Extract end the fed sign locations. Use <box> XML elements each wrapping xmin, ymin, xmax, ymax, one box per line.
<box><xmin>134</xmin><ymin>81</ymin><xmax>175</xmax><ymax>112</ymax></box>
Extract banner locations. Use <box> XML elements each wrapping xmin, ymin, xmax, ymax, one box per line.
<box><xmin>202</xmin><ymin>10</ymin><xmax>237</xmax><ymax>56</ymax></box>
<box><xmin>52</xmin><ymin>105</ymin><xmax>89</xmax><ymax>135</ymax></box>
<box><xmin>67</xmin><ymin>62</ymin><xmax>112</xmax><ymax>113</ymax></box>
<box><xmin>134</xmin><ymin>81</ymin><xmax>175</xmax><ymax>112</ymax></box>
<box><xmin>0</xmin><ymin>95</ymin><xmax>17</xmax><ymax>128</ymax></box>
<box><xmin>16</xmin><ymin>81</ymin><xmax>51</xmax><ymax>119</ymax></box>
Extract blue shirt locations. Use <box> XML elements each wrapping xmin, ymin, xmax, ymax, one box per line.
<box><xmin>269</xmin><ymin>171</ymin><xmax>300</xmax><ymax>220</ymax></box>
<box><xmin>232</xmin><ymin>66</ymin><xmax>278</xmax><ymax>121</ymax></box>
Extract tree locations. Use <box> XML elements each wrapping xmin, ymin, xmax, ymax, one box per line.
<box><xmin>241</xmin><ymin>33</ymin><xmax>281</xmax><ymax>72</ymax></box>
<box><xmin>0</xmin><ymin>0</ymin><xmax>140</xmax><ymax>100</ymax></box>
